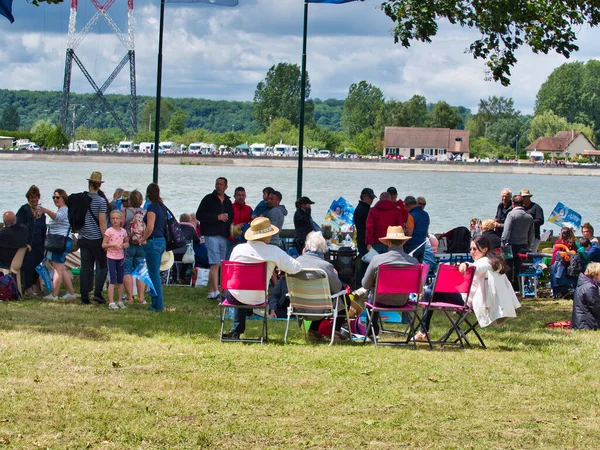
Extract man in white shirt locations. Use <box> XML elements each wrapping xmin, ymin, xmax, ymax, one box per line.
<box><xmin>223</xmin><ymin>217</ymin><xmax>302</xmax><ymax>340</ymax></box>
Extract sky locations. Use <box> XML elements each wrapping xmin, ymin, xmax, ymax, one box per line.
<box><xmin>2</xmin><ymin>0</ymin><xmax>600</xmax><ymax>114</ymax></box>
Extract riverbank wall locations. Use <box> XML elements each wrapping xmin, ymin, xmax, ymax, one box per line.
<box><xmin>1</xmin><ymin>150</ymin><xmax>598</xmax><ymax>176</ymax></box>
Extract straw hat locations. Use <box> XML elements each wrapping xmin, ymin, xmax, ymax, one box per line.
<box><xmin>160</xmin><ymin>251</ymin><xmax>174</xmax><ymax>271</ymax></box>
<box><xmin>379</xmin><ymin>226</ymin><xmax>411</xmax><ymax>245</ymax></box>
<box><xmin>87</xmin><ymin>171</ymin><xmax>104</xmax><ymax>184</ymax></box>
<box><xmin>244</xmin><ymin>217</ymin><xmax>279</xmax><ymax>241</ymax></box>
<box><xmin>519</xmin><ymin>189</ymin><xmax>533</xmax><ymax>197</ymax></box>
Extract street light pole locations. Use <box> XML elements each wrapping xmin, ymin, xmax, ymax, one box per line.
<box><xmin>269</xmin><ymin>115</ymin><xmax>272</xmax><ymax>148</ymax></box>
<box><xmin>515</xmin><ymin>134</ymin><xmax>519</xmax><ymax>160</ymax></box>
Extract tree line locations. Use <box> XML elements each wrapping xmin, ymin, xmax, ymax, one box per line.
<box><xmin>1</xmin><ymin>59</ymin><xmax>599</xmax><ymax>157</ymax></box>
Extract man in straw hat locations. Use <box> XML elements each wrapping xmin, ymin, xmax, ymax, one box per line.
<box><xmin>79</xmin><ymin>171</ymin><xmax>108</xmax><ymax>305</ymax></box>
<box><xmin>520</xmin><ymin>189</ymin><xmax>544</xmax><ymax>253</ymax></box>
<box><xmin>361</xmin><ymin>225</ymin><xmax>418</xmax><ymax>338</ymax></box>
<box><xmin>223</xmin><ymin>217</ymin><xmax>302</xmax><ymax>340</ymax></box>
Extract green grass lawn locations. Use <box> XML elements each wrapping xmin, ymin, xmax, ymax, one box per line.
<box><xmin>0</xmin><ymin>286</ymin><xmax>599</xmax><ymax>449</ymax></box>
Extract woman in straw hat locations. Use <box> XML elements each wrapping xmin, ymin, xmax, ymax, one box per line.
<box><xmin>223</xmin><ymin>217</ymin><xmax>302</xmax><ymax>340</ymax></box>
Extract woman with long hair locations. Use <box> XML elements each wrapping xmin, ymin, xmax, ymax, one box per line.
<box><xmin>16</xmin><ymin>185</ymin><xmax>46</xmax><ymax>296</ymax></box>
<box><xmin>38</xmin><ymin>189</ymin><xmax>76</xmax><ymax>300</ymax></box>
<box><xmin>140</xmin><ymin>183</ymin><xmax>166</xmax><ymax>311</ymax></box>
<box><xmin>552</xmin><ymin>227</ymin><xmax>576</xmax><ymax>265</ymax></box>
<box><xmin>459</xmin><ymin>235</ymin><xmax>521</xmax><ymax>327</ymax></box>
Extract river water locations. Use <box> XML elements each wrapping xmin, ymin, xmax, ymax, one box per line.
<box><xmin>1</xmin><ymin>160</ymin><xmax>596</xmax><ymax>233</ymax></box>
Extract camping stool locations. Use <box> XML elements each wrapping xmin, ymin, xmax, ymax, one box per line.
<box><xmin>519</xmin><ymin>272</ymin><xmax>538</xmax><ymax>298</ymax></box>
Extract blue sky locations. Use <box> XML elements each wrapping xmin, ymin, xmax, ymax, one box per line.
<box><xmin>2</xmin><ymin>0</ymin><xmax>600</xmax><ymax>114</ymax></box>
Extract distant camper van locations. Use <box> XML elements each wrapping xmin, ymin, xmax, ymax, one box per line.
<box><xmin>250</xmin><ymin>143</ymin><xmax>267</xmax><ymax>156</ymax></box>
<box><xmin>81</xmin><ymin>140</ymin><xmax>99</xmax><ymax>152</ymax></box>
<box><xmin>188</xmin><ymin>142</ymin><xmax>202</xmax><ymax>154</ymax></box>
<box><xmin>118</xmin><ymin>141</ymin><xmax>132</xmax><ymax>153</ymax></box>
<box><xmin>273</xmin><ymin>143</ymin><xmax>289</xmax><ymax>157</ymax></box>
<box><xmin>318</xmin><ymin>149</ymin><xmax>331</xmax><ymax>158</ymax></box>
<box><xmin>159</xmin><ymin>141</ymin><xmax>176</xmax><ymax>154</ymax></box>
<box><xmin>139</xmin><ymin>142</ymin><xmax>164</xmax><ymax>153</ymax></box>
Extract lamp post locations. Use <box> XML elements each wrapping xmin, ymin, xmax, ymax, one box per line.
<box><xmin>269</xmin><ymin>115</ymin><xmax>272</xmax><ymax>148</ymax></box>
<box><xmin>231</xmin><ymin>124</ymin><xmax>234</xmax><ymax>133</ymax></box>
<box><xmin>515</xmin><ymin>134</ymin><xmax>519</xmax><ymax>161</ymax></box>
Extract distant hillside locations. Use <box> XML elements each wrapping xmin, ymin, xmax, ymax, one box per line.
<box><xmin>0</xmin><ymin>90</ymin><xmax>344</xmax><ymax>134</ymax></box>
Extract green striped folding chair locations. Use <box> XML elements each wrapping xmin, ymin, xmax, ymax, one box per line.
<box><xmin>284</xmin><ymin>268</ymin><xmax>349</xmax><ymax>345</ymax></box>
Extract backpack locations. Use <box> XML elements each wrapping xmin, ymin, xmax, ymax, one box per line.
<box><xmin>127</xmin><ymin>208</ymin><xmax>146</xmax><ymax>245</ymax></box>
<box><xmin>567</xmin><ymin>252</ymin><xmax>585</xmax><ymax>277</ymax></box>
<box><xmin>67</xmin><ymin>192</ymin><xmax>94</xmax><ymax>232</ymax></box>
<box><xmin>0</xmin><ymin>272</ymin><xmax>20</xmax><ymax>300</ymax></box>
<box><xmin>161</xmin><ymin>204</ymin><xmax>187</xmax><ymax>251</ymax></box>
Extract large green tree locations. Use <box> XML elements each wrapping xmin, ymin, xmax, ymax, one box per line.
<box><xmin>0</xmin><ymin>106</ymin><xmax>20</xmax><ymax>131</ymax></box>
<box><xmin>342</xmin><ymin>81</ymin><xmax>384</xmax><ymax>139</ymax></box>
<box><xmin>253</xmin><ymin>63</ymin><xmax>313</xmax><ymax>129</ymax></box>
<box><xmin>467</xmin><ymin>96</ymin><xmax>519</xmax><ymax>138</ymax></box>
<box><xmin>528</xmin><ymin>111</ymin><xmax>595</xmax><ymax>144</ymax></box>
<box><xmin>425</xmin><ymin>101</ymin><xmax>463</xmax><ymax>129</ymax></box>
<box><xmin>139</xmin><ymin>99</ymin><xmax>176</xmax><ymax>132</ymax></box>
<box><xmin>382</xmin><ymin>0</ymin><xmax>600</xmax><ymax>86</ymax></box>
<box><xmin>535</xmin><ymin>60</ymin><xmax>600</xmax><ymax>137</ymax></box>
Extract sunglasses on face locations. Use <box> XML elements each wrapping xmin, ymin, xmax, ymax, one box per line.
<box><xmin>52</xmin><ymin>196</ymin><xmax>62</xmax><ymax>200</ymax></box>
<box><xmin>418</xmin><ymin>203</ymin><xmax>426</xmax><ymax>206</ymax></box>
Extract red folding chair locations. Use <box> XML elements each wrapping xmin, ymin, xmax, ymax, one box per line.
<box><xmin>219</xmin><ymin>261</ymin><xmax>268</xmax><ymax>344</ymax></box>
<box><xmin>418</xmin><ymin>264</ymin><xmax>485</xmax><ymax>348</ymax></box>
<box><xmin>363</xmin><ymin>264</ymin><xmax>429</xmax><ymax>348</ymax></box>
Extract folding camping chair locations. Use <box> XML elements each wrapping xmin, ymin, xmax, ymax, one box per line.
<box><xmin>418</xmin><ymin>263</ymin><xmax>484</xmax><ymax>348</ymax></box>
<box><xmin>219</xmin><ymin>261</ymin><xmax>268</xmax><ymax>344</ymax></box>
<box><xmin>284</xmin><ymin>269</ymin><xmax>349</xmax><ymax>345</ymax></box>
<box><xmin>363</xmin><ymin>264</ymin><xmax>429</xmax><ymax>348</ymax></box>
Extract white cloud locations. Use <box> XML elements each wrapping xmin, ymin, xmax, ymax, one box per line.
<box><xmin>2</xmin><ymin>0</ymin><xmax>600</xmax><ymax>115</ymax></box>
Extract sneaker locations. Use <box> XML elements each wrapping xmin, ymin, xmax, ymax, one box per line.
<box><xmin>140</xmin><ymin>300</ymin><xmax>147</xmax><ymax>305</ymax></box>
<box><xmin>222</xmin><ymin>331</ymin><xmax>241</xmax><ymax>340</ymax></box>
<box><xmin>413</xmin><ymin>331</ymin><xmax>428</xmax><ymax>342</ymax></box>
<box><xmin>306</xmin><ymin>329</ymin><xmax>324</xmax><ymax>342</ymax></box>
<box><xmin>43</xmin><ymin>294</ymin><xmax>59</xmax><ymax>301</ymax></box>
<box><xmin>60</xmin><ymin>293</ymin><xmax>77</xmax><ymax>300</ymax></box>
<box><xmin>333</xmin><ymin>331</ymin><xmax>349</xmax><ymax>342</ymax></box>
<box><xmin>94</xmin><ymin>295</ymin><xmax>107</xmax><ymax>304</ymax></box>
<box><xmin>80</xmin><ymin>299</ymin><xmax>91</xmax><ymax>305</ymax></box>
<box><xmin>207</xmin><ymin>291</ymin><xmax>220</xmax><ymax>299</ymax></box>
<box><xmin>108</xmin><ymin>302</ymin><xmax>119</xmax><ymax>310</ymax></box>
<box><xmin>117</xmin><ymin>301</ymin><xmax>126</xmax><ymax>309</ymax></box>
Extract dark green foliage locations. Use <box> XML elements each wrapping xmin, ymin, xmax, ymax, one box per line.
<box><xmin>253</xmin><ymin>63</ymin><xmax>314</xmax><ymax>129</ymax></box>
<box><xmin>382</xmin><ymin>0</ymin><xmax>600</xmax><ymax>86</ymax></box>
<box><xmin>535</xmin><ymin>61</ymin><xmax>600</xmax><ymax>140</ymax></box>
<box><xmin>342</xmin><ymin>81</ymin><xmax>385</xmax><ymax>138</ymax></box>
<box><xmin>425</xmin><ymin>101</ymin><xmax>463</xmax><ymax>129</ymax></box>
<box><xmin>0</xmin><ymin>106</ymin><xmax>20</xmax><ymax>131</ymax></box>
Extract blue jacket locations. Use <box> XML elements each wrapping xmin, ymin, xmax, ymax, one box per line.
<box><xmin>587</xmin><ymin>242</ymin><xmax>600</xmax><ymax>263</ymax></box>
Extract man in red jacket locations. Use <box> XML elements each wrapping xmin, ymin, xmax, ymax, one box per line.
<box><xmin>387</xmin><ymin>186</ymin><xmax>409</xmax><ymax>224</ymax></box>
<box><xmin>365</xmin><ymin>192</ymin><xmax>405</xmax><ymax>254</ymax></box>
<box><xmin>227</xmin><ymin>186</ymin><xmax>253</xmax><ymax>258</ymax></box>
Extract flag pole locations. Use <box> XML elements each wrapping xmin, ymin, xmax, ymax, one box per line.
<box><xmin>297</xmin><ymin>0</ymin><xmax>309</xmax><ymax>199</ymax></box>
<box><xmin>153</xmin><ymin>0</ymin><xmax>166</xmax><ymax>184</ymax></box>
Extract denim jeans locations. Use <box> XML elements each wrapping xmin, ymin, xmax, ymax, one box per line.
<box><xmin>143</xmin><ymin>237</ymin><xmax>166</xmax><ymax>311</ymax></box>
<box><xmin>419</xmin><ymin>288</ymin><xmax>464</xmax><ymax>333</ymax></box>
<box><xmin>79</xmin><ymin>238</ymin><xmax>107</xmax><ymax>301</ymax></box>
<box><xmin>224</xmin><ymin>291</ymin><xmax>249</xmax><ymax>334</ymax></box>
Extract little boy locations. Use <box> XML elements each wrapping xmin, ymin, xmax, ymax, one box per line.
<box><xmin>103</xmin><ymin>210</ymin><xmax>129</xmax><ymax>309</ymax></box>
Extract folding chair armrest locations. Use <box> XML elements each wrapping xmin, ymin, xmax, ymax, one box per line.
<box><xmin>331</xmin><ymin>290</ymin><xmax>347</xmax><ymax>299</ymax></box>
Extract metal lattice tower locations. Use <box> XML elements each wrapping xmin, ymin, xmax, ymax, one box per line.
<box><xmin>60</xmin><ymin>0</ymin><xmax>138</xmax><ymax>138</ymax></box>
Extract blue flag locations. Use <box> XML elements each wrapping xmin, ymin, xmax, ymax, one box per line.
<box><xmin>307</xmin><ymin>0</ymin><xmax>362</xmax><ymax>3</ymax></box>
<box><xmin>0</xmin><ymin>0</ymin><xmax>14</xmax><ymax>23</ymax></box>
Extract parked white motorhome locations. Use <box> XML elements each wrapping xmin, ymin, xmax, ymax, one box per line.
<box><xmin>118</xmin><ymin>141</ymin><xmax>133</xmax><ymax>153</ymax></box>
<box><xmin>81</xmin><ymin>140</ymin><xmax>99</xmax><ymax>152</ymax></box>
<box><xmin>250</xmin><ymin>143</ymin><xmax>267</xmax><ymax>156</ymax></box>
<box><xmin>317</xmin><ymin>149</ymin><xmax>331</xmax><ymax>158</ymax></box>
<box><xmin>159</xmin><ymin>141</ymin><xmax>176</xmax><ymax>154</ymax></box>
<box><xmin>273</xmin><ymin>143</ymin><xmax>289</xmax><ymax>157</ymax></box>
<box><xmin>188</xmin><ymin>142</ymin><xmax>203</xmax><ymax>154</ymax></box>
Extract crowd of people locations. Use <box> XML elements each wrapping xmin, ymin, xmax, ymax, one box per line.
<box><xmin>1</xmin><ymin>172</ymin><xmax>600</xmax><ymax>336</ymax></box>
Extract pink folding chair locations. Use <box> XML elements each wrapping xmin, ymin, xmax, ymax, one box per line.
<box><xmin>418</xmin><ymin>264</ymin><xmax>485</xmax><ymax>348</ymax></box>
<box><xmin>363</xmin><ymin>264</ymin><xmax>429</xmax><ymax>348</ymax></box>
<box><xmin>219</xmin><ymin>261</ymin><xmax>268</xmax><ymax>344</ymax></box>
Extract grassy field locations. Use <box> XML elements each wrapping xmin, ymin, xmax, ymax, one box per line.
<box><xmin>0</xmin><ymin>285</ymin><xmax>598</xmax><ymax>449</ymax></box>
